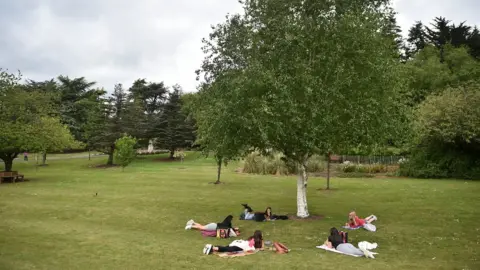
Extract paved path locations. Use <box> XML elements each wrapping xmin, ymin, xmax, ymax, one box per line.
<box><xmin>12</xmin><ymin>154</ymin><xmax>106</xmax><ymax>163</ymax></box>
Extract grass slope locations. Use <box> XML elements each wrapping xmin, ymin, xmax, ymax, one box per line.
<box><xmin>1</xmin><ymin>153</ymin><xmax>479</xmax><ymax>270</ymax></box>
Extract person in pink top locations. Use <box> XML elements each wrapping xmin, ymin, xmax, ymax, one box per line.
<box><xmin>346</xmin><ymin>211</ymin><xmax>377</xmax><ymax>228</ymax></box>
<box><xmin>203</xmin><ymin>230</ymin><xmax>264</xmax><ymax>255</ymax></box>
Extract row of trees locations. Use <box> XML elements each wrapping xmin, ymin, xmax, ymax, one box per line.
<box><xmin>0</xmin><ymin>71</ymin><xmax>195</xmax><ymax>170</ymax></box>
<box><xmin>187</xmin><ymin>0</ymin><xmax>480</xmax><ymax>217</ymax></box>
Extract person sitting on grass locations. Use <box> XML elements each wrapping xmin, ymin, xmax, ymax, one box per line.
<box><xmin>203</xmin><ymin>230</ymin><xmax>264</xmax><ymax>255</ymax></box>
<box><xmin>240</xmin><ymin>204</ymin><xmax>288</xmax><ymax>221</ymax></box>
<box><xmin>324</xmin><ymin>227</ymin><xmax>375</xmax><ymax>258</ymax></box>
<box><xmin>185</xmin><ymin>215</ymin><xmax>239</xmax><ymax>234</ymax></box>
<box><xmin>345</xmin><ymin>211</ymin><xmax>377</xmax><ymax>228</ymax></box>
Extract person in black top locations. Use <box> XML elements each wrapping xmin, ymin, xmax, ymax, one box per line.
<box><xmin>185</xmin><ymin>215</ymin><xmax>239</xmax><ymax>235</ymax></box>
<box><xmin>240</xmin><ymin>204</ymin><xmax>289</xmax><ymax>221</ymax></box>
<box><xmin>324</xmin><ymin>227</ymin><xmax>367</xmax><ymax>256</ymax></box>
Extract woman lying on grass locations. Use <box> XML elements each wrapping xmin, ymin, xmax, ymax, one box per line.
<box><xmin>324</xmin><ymin>227</ymin><xmax>375</xmax><ymax>258</ymax></box>
<box><xmin>345</xmin><ymin>211</ymin><xmax>377</xmax><ymax>228</ymax></box>
<box><xmin>241</xmin><ymin>204</ymin><xmax>288</xmax><ymax>221</ymax></box>
<box><xmin>185</xmin><ymin>215</ymin><xmax>240</xmax><ymax>235</ymax></box>
<box><xmin>203</xmin><ymin>230</ymin><xmax>264</xmax><ymax>255</ymax></box>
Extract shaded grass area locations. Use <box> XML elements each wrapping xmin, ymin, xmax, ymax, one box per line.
<box><xmin>1</xmin><ymin>153</ymin><xmax>479</xmax><ymax>270</ymax></box>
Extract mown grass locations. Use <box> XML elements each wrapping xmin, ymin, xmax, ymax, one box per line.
<box><xmin>1</xmin><ymin>153</ymin><xmax>479</xmax><ymax>270</ymax></box>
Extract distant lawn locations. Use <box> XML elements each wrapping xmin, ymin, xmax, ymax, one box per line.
<box><xmin>1</xmin><ymin>153</ymin><xmax>479</xmax><ymax>270</ymax></box>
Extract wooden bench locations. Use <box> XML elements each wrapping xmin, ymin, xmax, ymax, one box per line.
<box><xmin>0</xmin><ymin>171</ymin><xmax>25</xmax><ymax>184</ymax></box>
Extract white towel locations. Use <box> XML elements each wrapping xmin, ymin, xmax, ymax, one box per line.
<box><xmin>316</xmin><ymin>245</ymin><xmax>363</xmax><ymax>257</ymax></box>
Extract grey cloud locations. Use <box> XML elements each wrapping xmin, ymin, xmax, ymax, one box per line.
<box><xmin>0</xmin><ymin>1</ymin><xmax>478</xmax><ymax>92</ymax></box>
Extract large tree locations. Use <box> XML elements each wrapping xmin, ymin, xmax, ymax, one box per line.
<box><xmin>197</xmin><ymin>0</ymin><xmax>405</xmax><ymax>217</ymax></box>
<box><xmin>0</xmin><ymin>70</ymin><xmax>78</xmax><ymax>171</ymax></box>
<box><xmin>406</xmin><ymin>21</ymin><xmax>427</xmax><ymax>58</ymax></box>
<box><xmin>87</xmin><ymin>84</ymin><xmax>129</xmax><ymax>165</ymax></box>
<box><xmin>154</xmin><ymin>85</ymin><xmax>195</xmax><ymax>159</ymax></box>
<box><xmin>194</xmin><ymin>74</ymin><xmax>255</xmax><ymax>184</ymax></box>
<box><xmin>128</xmin><ymin>79</ymin><xmax>168</xmax><ymax>146</ymax></box>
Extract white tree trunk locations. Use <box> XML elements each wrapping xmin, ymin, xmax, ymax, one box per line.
<box><xmin>296</xmin><ymin>163</ymin><xmax>309</xmax><ymax>218</ymax></box>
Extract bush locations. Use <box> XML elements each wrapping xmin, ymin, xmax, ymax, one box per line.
<box><xmin>336</xmin><ymin>172</ymin><xmax>375</xmax><ymax>178</ymax></box>
<box><xmin>114</xmin><ymin>135</ymin><xmax>137</xmax><ymax>171</ymax></box>
<box><xmin>338</xmin><ymin>161</ymin><xmax>391</xmax><ymax>174</ymax></box>
<box><xmin>400</xmin><ymin>83</ymin><xmax>480</xmax><ymax>180</ymax></box>
<box><xmin>242</xmin><ymin>152</ymin><xmax>324</xmax><ymax>175</ymax></box>
<box><xmin>399</xmin><ymin>140</ymin><xmax>480</xmax><ymax>179</ymax></box>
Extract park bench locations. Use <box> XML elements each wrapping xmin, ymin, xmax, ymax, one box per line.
<box><xmin>0</xmin><ymin>171</ymin><xmax>25</xmax><ymax>184</ymax></box>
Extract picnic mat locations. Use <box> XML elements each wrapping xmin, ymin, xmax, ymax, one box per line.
<box><xmin>316</xmin><ymin>245</ymin><xmax>378</xmax><ymax>257</ymax></box>
<box><xmin>316</xmin><ymin>245</ymin><xmax>363</xmax><ymax>257</ymax></box>
<box><xmin>215</xmin><ymin>250</ymin><xmax>257</xmax><ymax>258</ymax></box>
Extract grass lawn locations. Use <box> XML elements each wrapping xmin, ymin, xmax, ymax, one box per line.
<box><xmin>1</xmin><ymin>153</ymin><xmax>479</xmax><ymax>270</ymax></box>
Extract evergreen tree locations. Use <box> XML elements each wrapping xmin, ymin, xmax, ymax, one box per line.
<box><xmin>128</xmin><ymin>79</ymin><xmax>168</xmax><ymax>146</ymax></box>
<box><xmin>88</xmin><ymin>84</ymin><xmax>129</xmax><ymax>165</ymax></box>
<box><xmin>154</xmin><ymin>85</ymin><xmax>195</xmax><ymax>159</ymax></box>
<box><xmin>406</xmin><ymin>21</ymin><xmax>426</xmax><ymax>58</ymax></box>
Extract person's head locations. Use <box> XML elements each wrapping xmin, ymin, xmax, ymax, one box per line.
<box><xmin>233</xmin><ymin>227</ymin><xmax>240</xmax><ymax>236</ymax></box>
<box><xmin>330</xmin><ymin>227</ymin><xmax>339</xmax><ymax>236</ymax></box>
<box><xmin>265</xmin><ymin>207</ymin><xmax>272</xmax><ymax>217</ymax></box>
<box><xmin>251</xmin><ymin>230</ymin><xmax>263</xmax><ymax>248</ymax></box>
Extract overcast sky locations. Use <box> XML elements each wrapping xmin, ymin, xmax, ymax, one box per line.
<box><xmin>0</xmin><ymin>0</ymin><xmax>478</xmax><ymax>92</ymax></box>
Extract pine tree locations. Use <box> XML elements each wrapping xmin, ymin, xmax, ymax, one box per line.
<box><xmin>406</xmin><ymin>21</ymin><xmax>426</xmax><ymax>58</ymax></box>
<box><xmin>154</xmin><ymin>85</ymin><xmax>195</xmax><ymax>159</ymax></box>
<box><xmin>88</xmin><ymin>84</ymin><xmax>129</xmax><ymax>165</ymax></box>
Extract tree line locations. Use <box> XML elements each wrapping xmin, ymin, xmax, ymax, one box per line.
<box><xmin>0</xmin><ymin>72</ymin><xmax>195</xmax><ymax>170</ymax></box>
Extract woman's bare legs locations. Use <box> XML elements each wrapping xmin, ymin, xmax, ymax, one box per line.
<box><xmin>185</xmin><ymin>220</ymin><xmax>207</xmax><ymax>230</ymax></box>
<box><xmin>364</xmin><ymin>215</ymin><xmax>377</xmax><ymax>223</ymax></box>
<box><xmin>191</xmin><ymin>223</ymin><xmax>208</xmax><ymax>230</ymax></box>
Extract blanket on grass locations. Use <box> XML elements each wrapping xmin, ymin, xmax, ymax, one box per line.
<box><xmin>215</xmin><ymin>250</ymin><xmax>258</xmax><ymax>258</ymax></box>
<box><xmin>316</xmin><ymin>244</ymin><xmax>378</xmax><ymax>258</ymax></box>
<box><xmin>316</xmin><ymin>245</ymin><xmax>363</xmax><ymax>257</ymax></box>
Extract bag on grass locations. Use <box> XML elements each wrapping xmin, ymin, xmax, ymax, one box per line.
<box><xmin>339</xmin><ymin>231</ymin><xmax>348</xmax><ymax>243</ymax></box>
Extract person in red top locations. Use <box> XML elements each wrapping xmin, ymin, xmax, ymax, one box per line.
<box><xmin>346</xmin><ymin>211</ymin><xmax>377</xmax><ymax>228</ymax></box>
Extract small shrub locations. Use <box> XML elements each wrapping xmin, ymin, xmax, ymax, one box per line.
<box><xmin>114</xmin><ymin>135</ymin><xmax>137</xmax><ymax>171</ymax></box>
<box><xmin>339</xmin><ymin>161</ymin><xmax>356</xmax><ymax>173</ymax></box>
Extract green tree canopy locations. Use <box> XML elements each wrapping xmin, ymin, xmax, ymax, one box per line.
<box><xmin>197</xmin><ymin>0</ymin><xmax>406</xmax><ymax>217</ymax></box>
<box><xmin>0</xmin><ymin>69</ymin><xmax>78</xmax><ymax>171</ymax></box>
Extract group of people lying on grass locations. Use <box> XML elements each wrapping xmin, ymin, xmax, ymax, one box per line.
<box><xmin>185</xmin><ymin>206</ymin><xmax>378</xmax><ymax>257</ymax></box>
<box><xmin>240</xmin><ymin>204</ymin><xmax>288</xmax><ymax>221</ymax></box>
